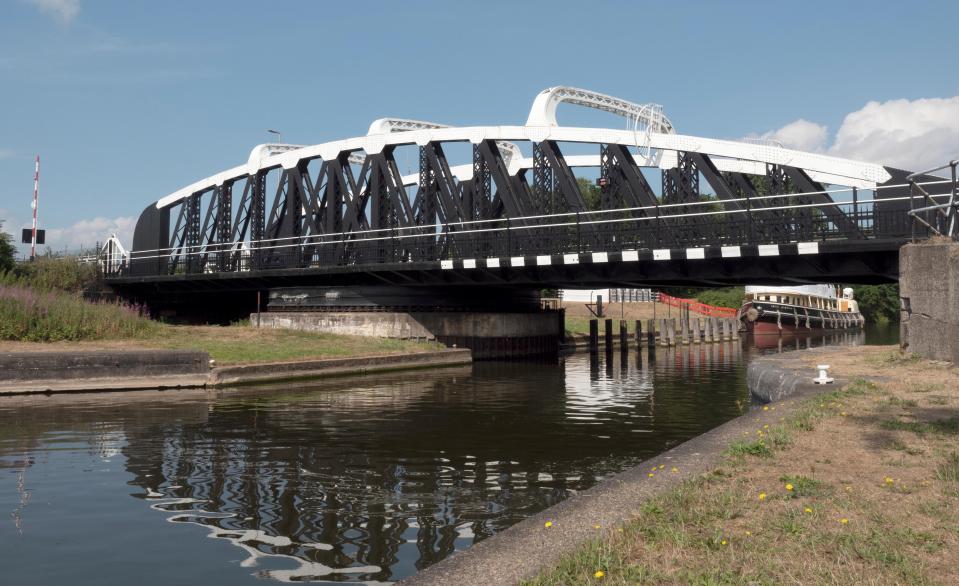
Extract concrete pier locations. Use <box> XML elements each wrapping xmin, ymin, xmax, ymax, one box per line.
<box><xmin>900</xmin><ymin>240</ymin><xmax>959</xmax><ymax>362</ymax></box>
<box><xmin>255</xmin><ymin>311</ymin><xmax>560</xmax><ymax>360</ymax></box>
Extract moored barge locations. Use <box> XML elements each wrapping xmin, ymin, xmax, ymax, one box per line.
<box><xmin>738</xmin><ymin>285</ymin><xmax>864</xmax><ymax>334</ymax></box>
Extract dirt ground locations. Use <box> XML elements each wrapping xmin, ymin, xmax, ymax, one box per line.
<box><xmin>529</xmin><ymin>346</ymin><xmax>959</xmax><ymax>585</ymax></box>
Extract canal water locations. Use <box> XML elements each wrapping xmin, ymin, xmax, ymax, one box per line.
<box><xmin>0</xmin><ymin>327</ymin><xmax>894</xmax><ymax>584</ymax></box>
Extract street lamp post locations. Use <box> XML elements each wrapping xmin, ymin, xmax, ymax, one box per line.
<box><xmin>267</xmin><ymin>129</ymin><xmax>282</xmax><ymax>143</ymax></box>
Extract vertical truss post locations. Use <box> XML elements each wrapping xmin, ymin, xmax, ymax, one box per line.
<box><xmin>532</xmin><ymin>143</ymin><xmax>553</xmax><ymax>215</ymax></box>
<box><xmin>184</xmin><ymin>192</ymin><xmax>201</xmax><ymax>273</ymax></box>
<box><xmin>661</xmin><ymin>152</ymin><xmax>701</xmax><ymax>247</ymax></box>
<box><xmin>216</xmin><ymin>181</ymin><xmax>232</xmax><ymax>271</ymax></box>
<box><xmin>251</xmin><ymin>171</ymin><xmax>265</xmax><ymax>269</ymax></box>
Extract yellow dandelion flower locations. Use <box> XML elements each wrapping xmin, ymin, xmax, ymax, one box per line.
<box><xmin>763</xmin><ymin>406</ymin><xmax>769</xmax><ymax>411</ymax></box>
<box><xmin>648</xmin><ymin>473</ymin><xmax>655</xmax><ymax>477</ymax></box>
<box><xmin>544</xmin><ymin>521</ymin><xmax>553</xmax><ymax>528</ymax></box>
<box><xmin>804</xmin><ymin>507</ymin><xmax>813</xmax><ymax>513</ymax></box>
<box><xmin>785</xmin><ymin>483</ymin><xmax>794</xmax><ymax>491</ymax></box>
<box><xmin>659</xmin><ymin>464</ymin><xmax>665</xmax><ymax>469</ymax></box>
<box><xmin>594</xmin><ymin>524</ymin><xmax>601</xmax><ymax>529</ymax></box>
<box><xmin>671</xmin><ymin>467</ymin><xmax>678</xmax><ymax>473</ymax></box>
<box><xmin>758</xmin><ymin>492</ymin><xmax>767</xmax><ymax>501</ymax></box>
<box><xmin>721</xmin><ymin>539</ymin><xmax>727</xmax><ymax>545</ymax></box>
<box><xmin>840</xmin><ymin>518</ymin><xmax>849</xmax><ymax>525</ymax></box>
<box><xmin>844</xmin><ymin>485</ymin><xmax>852</xmax><ymax>492</ymax></box>
<box><xmin>841</xmin><ymin>411</ymin><xmax>847</xmax><ymax>417</ymax></box>
<box><xmin>651</xmin><ymin>466</ymin><xmax>657</xmax><ymax>472</ymax></box>
<box><xmin>763</xmin><ymin>424</ymin><xmax>769</xmax><ymax>429</ymax></box>
<box><xmin>594</xmin><ymin>570</ymin><xmax>605</xmax><ymax>579</ymax></box>
<box><xmin>745</xmin><ymin>530</ymin><xmax>752</xmax><ymax>536</ymax></box>
<box><xmin>885</xmin><ymin>477</ymin><xmax>894</xmax><ymax>485</ymax></box>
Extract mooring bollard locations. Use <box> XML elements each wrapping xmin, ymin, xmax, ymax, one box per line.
<box><xmin>692</xmin><ymin>317</ymin><xmax>702</xmax><ymax>343</ymax></box>
<box><xmin>658</xmin><ymin>318</ymin><xmax>668</xmax><ymax>346</ymax></box>
<box><xmin>680</xmin><ymin>318</ymin><xmax>690</xmax><ymax>345</ymax></box>
<box><xmin>722</xmin><ymin>318</ymin><xmax>731</xmax><ymax>341</ymax></box>
<box><xmin>635</xmin><ymin>319</ymin><xmax>643</xmax><ymax>346</ymax></box>
<box><xmin>731</xmin><ymin>318</ymin><xmax>740</xmax><ymax>340</ymax></box>
<box><xmin>589</xmin><ymin>319</ymin><xmax>598</xmax><ymax>351</ymax></box>
<box><xmin>667</xmin><ymin>318</ymin><xmax>677</xmax><ymax>346</ymax></box>
<box><xmin>647</xmin><ymin>318</ymin><xmax>656</xmax><ymax>347</ymax></box>
<box><xmin>604</xmin><ymin>318</ymin><xmax>613</xmax><ymax>350</ymax></box>
<box><xmin>703</xmin><ymin>317</ymin><xmax>712</xmax><ymax>343</ymax></box>
<box><xmin>620</xmin><ymin>320</ymin><xmax>628</xmax><ymax>349</ymax></box>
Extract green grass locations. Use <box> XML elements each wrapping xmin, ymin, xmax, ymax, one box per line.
<box><xmin>779</xmin><ymin>474</ymin><xmax>830</xmax><ymax>498</ymax></box>
<box><xmin>938</xmin><ymin>452</ymin><xmax>959</xmax><ymax>482</ymax></box>
<box><xmin>144</xmin><ymin>326</ymin><xmax>442</xmax><ymax>365</ymax></box>
<box><xmin>0</xmin><ymin>282</ymin><xmax>156</xmax><ymax>341</ymax></box>
<box><xmin>880</xmin><ymin>417</ymin><xmax>959</xmax><ymax>436</ymax></box>
<box><xmin>724</xmin><ymin>439</ymin><xmax>773</xmax><ymax>458</ymax></box>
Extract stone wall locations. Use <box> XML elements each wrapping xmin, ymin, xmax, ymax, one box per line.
<box><xmin>254</xmin><ymin>311</ymin><xmax>563</xmax><ymax>359</ymax></box>
<box><xmin>899</xmin><ymin>240</ymin><xmax>959</xmax><ymax>362</ymax></box>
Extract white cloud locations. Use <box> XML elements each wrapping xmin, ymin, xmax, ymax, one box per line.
<box><xmin>756</xmin><ymin>96</ymin><xmax>959</xmax><ymax>171</ymax></box>
<box><xmin>757</xmin><ymin>119</ymin><xmax>829</xmax><ymax>153</ymax></box>
<box><xmin>828</xmin><ymin>97</ymin><xmax>959</xmax><ymax>171</ymax></box>
<box><xmin>25</xmin><ymin>0</ymin><xmax>80</xmax><ymax>24</ymax></box>
<box><xmin>43</xmin><ymin>216</ymin><xmax>136</xmax><ymax>252</ymax></box>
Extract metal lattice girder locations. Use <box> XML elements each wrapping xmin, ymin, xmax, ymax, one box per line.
<box><xmin>215</xmin><ymin>181</ymin><xmax>232</xmax><ymax>271</ymax></box>
<box><xmin>783</xmin><ymin>166</ymin><xmax>864</xmax><ymax>239</ymax></box>
<box><xmin>535</xmin><ymin>141</ymin><xmax>587</xmax><ymax>213</ymax></box>
<box><xmin>600</xmin><ymin>144</ymin><xmax>658</xmax><ymax>209</ymax></box>
<box><xmin>685</xmin><ymin>153</ymin><xmax>744</xmax><ymax>211</ymax></box>
<box><xmin>475</xmin><ymin>139</ymin><xmax>526</xmax><ymax>218</ymax></box>
<box><xmin>662</xmin><ymin>152</ymin><xmax>700</xmax><ymax>204</ymax></box>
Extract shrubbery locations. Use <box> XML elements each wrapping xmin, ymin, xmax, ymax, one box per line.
<box><xmin>0</xmin><ymin>281</ymin><xmax>156</xmax><ymax>342</ymax></box>
<box><xmin>694</xmin><ymin>287</ymin><xmax>744</xmax><ymax>309</ymax></box>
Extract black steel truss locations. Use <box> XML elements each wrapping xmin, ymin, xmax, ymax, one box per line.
<box><xmin>132</xmin><ymin>144</ymin><xmax>894</xmax><ymax>277</ymax></box>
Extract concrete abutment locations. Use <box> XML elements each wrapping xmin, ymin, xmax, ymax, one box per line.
<box><xmin>899</xmin><ymin>239</ymin><xmax>959</xmax><ymax>363</ymax></box>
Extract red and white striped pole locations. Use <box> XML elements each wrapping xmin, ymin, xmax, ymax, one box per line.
<box><xmin>31</xmin><ymin>155</ymin><xmax>39</xmax><ymax>260</ymax></box>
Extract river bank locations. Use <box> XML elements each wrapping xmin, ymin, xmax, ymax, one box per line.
<box><xmin>405</xmin><ymin>345</ymin><xmax>959</xmax><ymax>585</ymax></box>
<box><xmin>0</xmin><ymin>325</ymin><xmax>466</xmax><ymax>394</ymax></box>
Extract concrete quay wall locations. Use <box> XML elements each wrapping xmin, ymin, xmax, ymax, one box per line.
<box><xmin>0</xmin><ymin>350</ymin><xmax>208</xmax><ymax>382</ymax></box>
<box><xmin>899</xmin><ymin>240</ymin><xmax>959</xmax><ymax>363</ymax></box>
<box><xmin>254</xmin><ymin>311</ymin><xmax>562</xmax><ymax>359</ymax></box>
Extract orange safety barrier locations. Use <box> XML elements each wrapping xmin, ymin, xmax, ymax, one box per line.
<box><xmin>657</xmin><ymin>293</ymin><xmax>738</xmax><ymax>318</ymax></box>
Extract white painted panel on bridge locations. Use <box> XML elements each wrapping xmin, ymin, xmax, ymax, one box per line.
<box><xmin>536</xmin><ymin>255</ymin><xmax>551</xmax><ymax>266</ymax></box>
<box><xmin>563</xmin><ymin>253</ymin><xmax>580</xmax><ymax>265</ymax></box>
<box><xmin>621</xmin><ymin>250</ymin><xmax>639</xmax><ymax>262</ymax></box>
<box><xmin>463</xmin><ymin>259</ymin><xmax>477</xmax><ymax>269</ymax></box>
<box><xmin>441</xmin><ymin>260</ymin><xmax>454</xmax><ymax>270</ymax></box>
<box><xmin>797</xmin><ymin>242</ymin><xmax>819</xmax><ymax>255</ymax></box>
<box><xmin>511</xmin><ymin>256</ymin><xmax>525</xmax><ymax>267</ymax></box>
<box><xmin>592</xmin><ymin>252</ymin><xmax>609</xmax><ymax>263</ymax></box>
<box><xmin>721</xmin><ymin>246</ymin><xmax>741</xmax><ymax>258</ymax></box>
<box><xmin>758</xmin><ymin>244</ymin><xmax>780</xmax><ymax>256</ymax></box>
<box><xmin>686</xmin><ymin>247</ymin><xmax>706</xmax><ymax>260</ymax></box>
<box><xmin>486</xmin><ymin>257</ymin><xmax>500</xmax><ymax>268</ymax></box>
<box><xmin>653</xmin><ymin>249</ymin><xmax>671</xmax><ymax>261</ymax></box>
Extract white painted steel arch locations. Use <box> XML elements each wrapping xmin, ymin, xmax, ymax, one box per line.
<box><xmin>524</xmin><ymin>86</ymin><xmax>675</xmax><ymax>134</ymax></box>
<box><xmin>155</xmin><ymin>89</ymin><xmax>892</xmax><ymax>210</ymax></box>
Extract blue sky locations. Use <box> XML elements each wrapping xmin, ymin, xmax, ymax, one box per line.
<box><xmin>1</xmin><ymin>0</ymin><xmax>958</xmax><ymax>253</ymax></box>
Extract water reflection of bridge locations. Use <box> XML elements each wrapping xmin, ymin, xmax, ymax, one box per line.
<box><xmin>0</xmin><ymin>336</ymin><xmax>864</xmax><ymax>581</ymax></box>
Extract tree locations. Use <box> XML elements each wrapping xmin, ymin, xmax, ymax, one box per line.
<box><xmin>850</xmin><ymin>283</ymin><xmax>899</xmax><ymax>325</ymax></box>
<box><xmin>0</xmin><ymin>221</ymin><xmax>16</xmax><ymax>273</ymax></box>
<box><xmin>576</xmin><ymin>177</ymin><xmax>602</xmax><ymax>211</ymax></box>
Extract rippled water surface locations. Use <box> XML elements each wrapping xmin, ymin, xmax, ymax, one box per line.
<box><xmin>0</xmin><ymin>330</ymin><xmax>887</xmax><ymax>584</ymax></box>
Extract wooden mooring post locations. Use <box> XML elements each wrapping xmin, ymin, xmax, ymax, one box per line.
<box><xmin>589</xmin><ymin>319</ymin><xmax>598</xmax><ymax>351</ymax></box>
<box><xmin>619</xmin><ymin>320</ymin><xmax>628</xmax><ymax>349</ymax></box>
<box><xmin>604</xmin><ymin>319</ymin><xmax>613</xmax><ymax>350</ymax></box>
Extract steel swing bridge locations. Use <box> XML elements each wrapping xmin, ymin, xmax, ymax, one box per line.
<box><xmin>103</xmin><ymin>87</ymin><xmax>957</xmax><ymax>305</ymax></box>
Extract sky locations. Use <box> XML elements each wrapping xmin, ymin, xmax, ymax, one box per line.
<box><xmin>1</xmin><ymin>0</ymin><xmax>958</xmax><ymax>255</ymax></box>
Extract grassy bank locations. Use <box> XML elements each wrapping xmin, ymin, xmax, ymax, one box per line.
<box><xmin>1</xmin><ymin>264</ymin><xmax>441</xmax><ymax>364</ymax></box>
<box><xmin>525</xmin><ymin>348</ymin><xmax>959</xmax><ymax>585</ymax></box>
<box><xmin>0</xmin><ymin>282</ymin><xmax>156</xmax><ymax>341</ymax></box>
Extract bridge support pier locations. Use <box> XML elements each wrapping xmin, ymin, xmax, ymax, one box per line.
<box><xmin>900</xmin><ymin>240</ymin><xmax>959</xmax><ymax>363</ymax></box>
<box><xmin>256</xmin><ymin>286</ymin><xmax>561</xmax><ymax>360</ymax></box>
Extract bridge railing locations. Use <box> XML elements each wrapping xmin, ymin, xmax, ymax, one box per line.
<box><xmin>108</xmin><ymin>179</ymin><xmax>950</xmax><ymax>278</ymax></box>
<box><xmin>908</xmin><ymin>159</ymin><xmax>958</xmax><ymax>240</ymax></box>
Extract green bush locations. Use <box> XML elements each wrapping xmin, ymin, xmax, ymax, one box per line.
<box><xmin>695</xmin><ymin>287</ymin><xmax>744</xmax><ymax>309</ymax></box>
<box><xmin>6</xmin><ymin>256</ymin><xmax>100</xmax><ymax>293</ymax></box>
<box><xmin>0</xmin><ymin>283</ymin><xmax>156</xmax><ymax>342</ymax></box>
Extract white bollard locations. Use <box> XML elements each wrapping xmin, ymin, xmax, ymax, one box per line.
<box><xmin>813</xmin><ymin>364</ymin><xmax>834</xmax><ymax>384</ymax></box>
